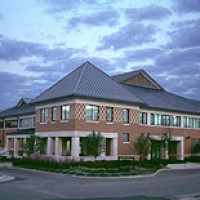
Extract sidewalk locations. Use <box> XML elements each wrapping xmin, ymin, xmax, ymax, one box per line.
<box><xmin>0</xmin><ymin>174</ymin><xmax>15</xmax><ymax>183</ymax></box>
<box><xmin>167</xmin><ymin>162</ymin><xmax>200</xmax><ymax>170</ymax></box>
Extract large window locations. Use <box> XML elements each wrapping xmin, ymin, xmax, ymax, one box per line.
<box><xmin>123</xmin><ymin>133</ymin><xmax>129</xmax><ymax>143</ymax></box>
<box><xmin>61</xmin><ymin>105</ymin><xmax>70</xmax><ymax>121</ymax></box>
<box><xmin>139</xmin><ymin>112</ymin><xmax>147</xmax><ymax>124</ymax></box>
<box><xmin>40</xmin><ymin>108</ymin><xmax>48</xmax><ymax>123</ymax></box>
<box><xmin>123</xmin><ymin>109</ymin><xmax>129</xmax><ymax>124</ymax></box>
<box><xmin>51</xmin><ymin>107</ymin><xmax>57</xmax><ymax>121</ymax></box>
<box><xmin>86</xmin><ymin>105</ymin><xmax>99</xmax><ymax>121</ymax></box>
<box><xmin>5</xmin><ymin>120</ymin><xmax>18</xmax><ymax>128</ymax></box>
<box><xmin>19</xmin><ymin>117</ymin><xmax>35</xmax><ymax>128</ymax></box>
<box><xmin>106</xmin><ymin>107</ymin><xmax>113</xmax><ymax>122</ymax></box>
<box><xmin>184</xmin><ymin>116</ymin><xmax>200</xmax><ymax>129</ymax></box>
<box><xmin>151</xmin><ymin>113</ymin><xmax>181</xmax><ymax>127</ymax></box>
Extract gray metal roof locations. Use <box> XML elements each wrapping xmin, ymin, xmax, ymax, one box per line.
<box><xmin>32</xmin><ymin>61</ymin><xmax>143</xmax><ymax>105</ymax></box>
<box><xmin>112</xmin><ymin>69</ymin><xmax>143</xmax><ymax>82</ymax></box>
<box><xmin>0</xmin><ymin>104</ymin><xmax>35</xmax><ymax>118</ymax></box>
<box><xmin>122</xmin><ymin>84</ymin><xmax>200</xmax><ymax>114</ymax></box>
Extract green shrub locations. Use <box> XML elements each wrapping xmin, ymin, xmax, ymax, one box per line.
<box><xmin>185</xmin><ymin>156</ymin><xmax>200</xmax><ymax>163</ymax></box>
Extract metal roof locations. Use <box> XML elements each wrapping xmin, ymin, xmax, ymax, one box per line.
<box><xmin>122</xmin><ymin>84</ymin><xmax>200</xmax><ymax>114</ymax></box>
<box><xmin>0</xmin><ymin>104</ymin><xmax>35</xmax><ymax>118</ymax></box>
<box><xmin>32</xmin><ymin>61</ymin><xmax>143</xmax><ymax>105</ymax></box>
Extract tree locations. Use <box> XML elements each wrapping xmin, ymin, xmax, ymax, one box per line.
<box><xmin>134</xmin><ymin>133</ymin><xmax>151</xmax><ymax>161</ymax></box>
<box><xmin>81</xmin><ymin>131</ymin><xmax>104</xmax><ymax>158</ymax></box>
<box><xmin>23</xmin><ymin>135</ymin><xmax>46</xmax><ymax>157</ymax></box>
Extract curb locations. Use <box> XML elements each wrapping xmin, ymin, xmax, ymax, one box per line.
<box><xmin>0</xmin><ymin>175</ymin><xmax>15</xmax><ymax>183</ymax></box>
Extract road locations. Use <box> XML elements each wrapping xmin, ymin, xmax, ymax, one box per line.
<box><xmin>0</xmin><ymin>167</ymin><xmax>200</xmax><ymax>200</ymax></box>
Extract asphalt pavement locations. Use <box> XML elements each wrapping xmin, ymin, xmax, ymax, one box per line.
<box><xmin>0</xmin><ymin>167</ymin><xmax>200</xmax><ymax>200</ymax></box>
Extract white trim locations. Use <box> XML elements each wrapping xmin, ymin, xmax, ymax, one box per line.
<box><xmin>35</xmin><ymin>131</ymin><xmax>118</xmax><ymax>139</ymax></box>
<box><xmin>7</xmin><ymin>134</ymin><xmax>31</xmax><ymax>139</ymax></box>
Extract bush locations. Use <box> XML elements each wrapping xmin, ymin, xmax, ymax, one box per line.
<box><xmin>185</xmin><ymin>156</ymin><xmax>200</xmax><ymax>163</ymax></box>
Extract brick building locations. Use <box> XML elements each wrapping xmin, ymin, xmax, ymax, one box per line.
<box><xmin>0</xmin><ymin>61</ymin><xmax>200</xmax><ymax>160</ymax></box>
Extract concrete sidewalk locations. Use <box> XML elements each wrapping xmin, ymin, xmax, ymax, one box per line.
<box><xmin>167</xmin><ymin>162</ymin><xmax>200</xmax><ymax>170</ymax></box>
<box><xmin>0</xmin><ymin>174</ymin><xmax>15</xmax><ymax>183</ymax></box>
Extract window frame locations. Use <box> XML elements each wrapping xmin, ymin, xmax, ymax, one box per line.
<box><xmin>61</xmin><ymin>105</ymin><xmax>70</xmax><ymax>121</ymax></box>
<box><xmin>40</xmin><ymin>108</ymin><xmax>48</xmax><ymax>123</ymax></box>
<box><xmin>123</xmin><ymin>109</ymin><xmax>129</xmax><ymax>124</ymax></box>
<box><xmin>51</xmin><ymin>107</ymin><xmax>57</xmax><ymax>121</ymax></box>
<box><xmin>86</xmin><ymin>105</ymin><xmax>99</xmax><ymax>122</ymax></box>
<box><xmin>123</xmin><ymin>133</ymin><xmax>129</xmax><ymax>143</ymax></box>
<box><xmin>106</xmin><ymin>107</ymin><xmax>113</xmax><ymax>123</ymax></box>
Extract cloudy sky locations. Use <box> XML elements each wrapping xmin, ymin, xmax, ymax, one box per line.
<box><xmin>0</xmin><ymin>0</ymin><xmax>200</xmax><ymax>110</ymax></box>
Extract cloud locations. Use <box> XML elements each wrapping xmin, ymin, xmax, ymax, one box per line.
<box><xmin>124</xmin><ymin>48</ymin><xmax>163</xmax><ymax>61</ymax></box>
<box><xmin>142</xmin><ymin>48</ymin><xmax>200</xmax><ymax>100</ymax></box>
<box><xmin>0</xmin><ymin>35</ymin><xmax>77</xmax><ymax>62</ymax></box>
<box><xmin>39</xmin><ymin>0</ymin><xmax>100</xmax><ymax>13</ymax></box>
<box><xmin>155</xmin><ymin>48</ymin><xmax>200</xmax><ymax>71</ymax></box>
<box><xmin>99</xmin><ymin>23</ymin><xmax>157</xmax><ymax>50</ymax></box>
<box><xmin>67</xmin><ymin>9</ymin><xmax>120</xmax><ymax>27</ymax></box>
<box><xmin>125</xmin><ymin>4</ymin><xmax>171</xmax><ymax>21</ymax></box>
<box><xmin>173</xmin><ymin>0</ymin><xmax>200</xmax><ymax>13</ymax></box>
<box><xmin>167</xmin><ymin>19</ymin><xmax>200</xmax><ymax>48</ymax></box>
<box><xmin>0</xmin><ymin>72</ymin><xmax>43</xmax><ymax>110</ymax></box>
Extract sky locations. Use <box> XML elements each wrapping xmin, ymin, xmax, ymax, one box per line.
<box><xmin>0</xmin><ymin>0</ymin><xmax>200</xmax><ymax>110</ymax></box>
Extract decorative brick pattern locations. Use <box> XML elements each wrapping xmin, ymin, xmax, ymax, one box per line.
<box><xmin>69</xmin><ymin>104</ymin><xmax>76</xmax><ymax>120</ymax></box>
<box><xmin>114</xmin><ymin>107</ymin><xmax>123</xmax><ymax>123</ymax></box>
<box><xmin>74</xmin><ymin>104</ymin><xmax>85</xmax><ymax>120</ymax></box>
<box><xmin>130</xmin><ymin>109</ymin><xmax>139</xmax><ymax>124</ymax></box>
<box><xmin>99</xmin><ymin>106</ymin><xmax>106</xmax><ymax>122</ymax></box>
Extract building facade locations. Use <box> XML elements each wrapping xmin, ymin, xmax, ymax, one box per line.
<box><xmin>0</xmin><ymin>62</ymin><xmax>200</xmax><ymax>161</ymax></box>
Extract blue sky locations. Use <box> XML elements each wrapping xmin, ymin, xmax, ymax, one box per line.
<box><xmin>0</xmin><ymin>0</ymin><xmax>200</xmax><ymax>110</ymax></box>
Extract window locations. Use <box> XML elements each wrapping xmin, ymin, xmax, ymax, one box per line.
<box><xmin>51</xmin><ymin>107</ymin><xmax>57</xmax><ymax>121</ymax></box>
<box><xmin>86</xmin><ymin>105</ymin><xmax>99</xmax><ymax>121</ymax></box>
<box><xmin>123</xmin><ymin>133</ymin><xmax>129</xmax><ymax>143</ymax></box>
<box><xmin>5</xmin><ymin>120</ymin><xmax>18</xmax><ymax>128</ymax></box>
<box><xmin>184</xmin><ymin>116</ymin><xmax>200</xmax><ymax>129</ymax></box>
<box><xmin>40</xmin><ymin>108</ymin><xmax>48</xmax><ymax>123</ymax></box>
<box><xmin>139</xmin><ymin>112</ymin><xmax>147</xmax><ymax>124</ymax></box>
<box><xmin>123</xmin><ymin>109</ymin><xmax>129</xmax><ymax>124</ymax></box>
<box><xmin>151</xmin><ymin>113</ymin><xmax>155</xmax><ymax>125</ymax></box>
<box><xmin>0</xmin><ymin>121</ymin><xmax>3</xmax><ymax>129</ymax></box>
<box><xmin>106</xmin><ymin>107</ymin><xmax>113</xmax><ymax>122</ymax></box>
<box><xmin>61</xmin><ymin>105</ymin><xmax>70</xmax><ymax>121</ymax></box>
<box><xmin>161</xmin><ymin>115</ymin><xmax>170</xmax><ymax>126</ymax></box>
<box><xmin>19</xmin><ymin>117</ymin><xmax>35</xmax><ymax>128</ymax></box>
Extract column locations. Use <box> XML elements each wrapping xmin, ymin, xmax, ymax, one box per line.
<box><xmin>71</xmin><ymin>137</ymin><xmax>80</xmax><ymax>160</ymax></box>
<box><xmin>111</xmin><ymin>138</ymin><xmax>118</xmax><ymax>159</ymax></box>
<box><xmin>177</xmin><ymin>139</ymin><xmax>184</xmax><ymax>160</ymax></box>
<box><xmin>23</xmin><ymin>138</ymin><xmax>27</xmax><ymax>157</ymax></box>
<box><xmin>14</xmin><ymin>138</ymin><xmax>19</xmax><ymax>157</ymax></box>
<box><xmin>5</xmin><ymin>137</ymin><xmax>10</xmax><ymax>157</ymax></box>
<box><xmin>55</xmin><ymin>137</ymin><xmax>62</xmax><ymax>157</ymax></box>
<box><xmin>47</xmin><ymin>137</ymin><xmax>53</xmax><ymax>156</ymax></box>
<box><xmin>164</xmin><ymin>141</ymin><xmax>169</xmax><ymax>160</ymax></box>
<box><xmin>100</xmin><ymin>138</ymin><xmax>106</xmax><ymax>157</ymax></box>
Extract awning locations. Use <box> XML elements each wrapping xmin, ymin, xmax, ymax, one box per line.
<box><xmin>6</xmin><ymin>128</ymin><xmax>35</xmax><ymax>136</ymax></box>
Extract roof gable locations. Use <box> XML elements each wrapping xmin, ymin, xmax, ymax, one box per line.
<box><xmin>17</xmin><ymin>98</ymin><xmax>32</xmax><ymax>108</ymax></box>
<box><xmin>112</xmin><ymin>70</ymin><xmax>163</xmax><ymax>90</ymax></box>
<box><xmin>32</xmin><ymin>61</ymin><xmax>143</xmax><ymax>105</ymax></box>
